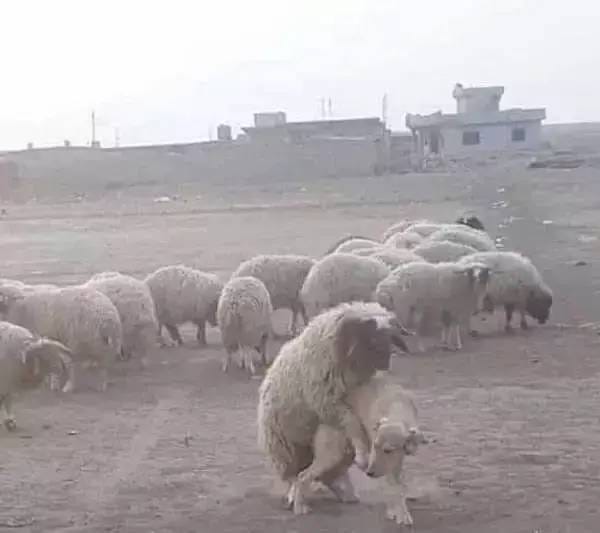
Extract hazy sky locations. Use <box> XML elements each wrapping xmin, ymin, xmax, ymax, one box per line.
<box><xmin>1</xmin><ymin>0</ymin><xmax>598</xmax><ymax>149</ymax></box>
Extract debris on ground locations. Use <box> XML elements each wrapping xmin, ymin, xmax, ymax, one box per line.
<box><xmin>528</xmin><ymin>155</ymin><xmax>585</xmax><ymax>169</ymax></box>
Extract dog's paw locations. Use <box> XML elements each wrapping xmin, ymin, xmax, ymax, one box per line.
<box><xmin>386</xmin><ymin>504</ymin><xmax>413</xmax><ymax>526</ymax></box>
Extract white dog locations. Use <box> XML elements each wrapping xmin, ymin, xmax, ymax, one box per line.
<box><xmin>295</xmin><ymin>374</ymin><xmax>425</xmax><ymax>525</ymax></box>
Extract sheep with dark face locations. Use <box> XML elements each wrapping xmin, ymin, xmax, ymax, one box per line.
<box><xmin>458</xmin><ymin>251</ymin><xmax>553</xmax><ymax>331</ymax></box>
<box><xmin>257</xmin><ymin>302</ymin><xmax>410</xmax><ymax>515</ymax></box>
<box><xmin>456</xmin><ymin>215</ymin><xmax>486</xmax><ymax>231</ymax></box>
<box><xmin>0</xmin><ymin>321</ymin><xmax>73</xmax><ymax>430</ymax></box>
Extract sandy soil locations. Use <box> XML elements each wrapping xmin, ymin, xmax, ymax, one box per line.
<box><xmin>1</xmin><ymin>164</ymin><xmax>599</xmax><ymax>532</ymax></box>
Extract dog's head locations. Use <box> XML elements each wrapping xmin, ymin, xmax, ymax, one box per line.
<box><xmin>365</xmin><ymin>418</ymin><xmax>425</xmax><ymax>478</ymax></box>
<box><xmin>334</xmin><ymin>308</ymin><xmax>411</xmax><ymax>378</ymax></box>
<box><xmin>526</xmin><ymin>288</ymin><xmax>553</xmax><ymax>324</ymax></box>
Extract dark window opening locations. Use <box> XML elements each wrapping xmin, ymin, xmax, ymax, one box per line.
<box><xmin>512</xmin><ymin>127</ymin><xmax>526</xmax><ymax>142</ymax></box>
<box><xmin>462</xmin><ymin>131</ymin><xmax>480</xmax><ymax>146</ymax></box>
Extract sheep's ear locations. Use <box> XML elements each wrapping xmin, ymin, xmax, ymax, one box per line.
<box><xmin>334</xmin><ymin>314</ymin><xmax>377</xmax><ymax>361</ymax></box>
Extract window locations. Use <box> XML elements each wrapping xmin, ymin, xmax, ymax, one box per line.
<box><xmin>462</xmin><ymin>131</ymin><xmax>480</xmax><ymax>146</ymax></box>
<box><xmin>512</xmin><ymin>127</ymin><xmax>526</xmax><ymax>142</ymax></box>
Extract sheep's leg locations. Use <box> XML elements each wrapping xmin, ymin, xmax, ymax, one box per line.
<box><xmin>326</xmin><ymin>470</ymin><xmax>359</xmax><ymax>503</ymax></box>
<box><xmin>1</xmin><ymin>395</ymin><xmax>16</xmax><ymax>431</ymax></box>
<box><xmin>165</xmin><ymin>324</ymin><xmax>183</xmax><ymax>346</ymax></box>
<box><xmin>259</xmin><ymin>335</ymin><xmax>269</xmax><ymax>367</ymax></box>
<box><xmin>439</xmin><ymin>311</ymin><xmax>453</xmax><ymax>350</ymax></box>
<box><xmin>519</xmin><ymin>310</ymin><xmax>529</xmax><ymax>330</ymax></box>
<box><xmin>97</xmin><ymin>364</ymin><xmax>109</xmax><ymax>393</ymax></box>
<box><xmin>454</xmin><ymin>323</ymin><xmax>463</xmax><ymax>350</ymax></box>
<box><xmin>243</xmin><ymin>349</ymin><xmax>257</xmax><ymax>376</ymax></box>
<box><xmin>288</xmin><ymin>308</ymin><xmax>298</xmax><ymax>336</ymax></box>
<box><xmin>222</xmin><ymin>348</ymin><xmax>233</xmax><ymax>373</ymax></box>
<box><xmin>504</xmin><ymin>304</ymin><xmax>515</xmax><ymax>333</ymax></box>
<box><xmin>156</xmin><ymin>323</ymin><xmax>170</xmax><ymax>347</ymax></box>
<box><xmin>385</xmin><ymin>467</ymin><xmax>413</xmax><ymax>526</ymax></box>
<box><xmin>61</xmin><ymin>361</ymin><xmax>76</xmax><ymax>393</ymax></box>
<box><xmin>196</xmin><ymin>320</ymin><xmax>207</xmax><ymax>347</ymax></box>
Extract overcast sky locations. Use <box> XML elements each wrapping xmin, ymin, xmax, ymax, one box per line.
<box><xmin>1</xmin><ymin>0</ymin><xmax>598</xmax><ymax>149</ymax></box>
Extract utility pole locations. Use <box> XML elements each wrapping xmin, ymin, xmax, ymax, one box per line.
<box><xmin>91</xmin><ymin>110</ymin><xmax>96</xmax><ymax>146</ymax></box>
<box><xmin>320</xmin><ymin>98</ymin><xmax>326</xmax><ymax>119</ymax></box>
<box><xmin>328</xmin><ymin>97</ymin><xmax>333</xmax><ymax>118</ymax></box>
<box><xmin>114</xmin><ymin>127</ymin><xmax>120</xmax><ymax>148</ymax></box>
<box><xmin>382</xmin><ymin>93</ymin><xmax>388</xmax><ymax>125</ymax></box>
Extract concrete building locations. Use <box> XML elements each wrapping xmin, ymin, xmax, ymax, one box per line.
<box><xmin>405</xmin><ymin>83</ymin><xmax>546</xmax><ymax>161</ymax></box>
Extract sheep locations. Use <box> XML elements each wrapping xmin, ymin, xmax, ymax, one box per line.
<box><xmin>456</xmin><ymin>215</ymin><xmax>486</xmax><ymax>231</ymax></box>
<box><xmin>333</xmin><ymin>237</ymin><xmax>381</xmax><ymax>255</ymax></box>
<box><xmin>367</xmin><ymin>249</ymin><xmax>425</xmax><ymax>270</ymax></box>
<box><xmin>300</xmin><ymin>253</ymin><xmax>391</xmax><ymax>319</ymax></box>
<box><xmin>381</xmin><ymin>219</ymin><xmax>431</xmax><ymax>242</ymax></box>
<box><xmin>257</xmin><ymin>301</ymin><xmax>410</xmax><ymax>515</ymax></box>
<box><xmin>427</xmin><ymin>226</ymin><xmax>496</xmax><ymax>252</ymax></box>
<box><xmin>383</xmin><ymin>230</ymin><xmax>423</xmax><ymax>250</ymax></box>
<box><xmin>217</xmin><ymin>275</ymin><xmax>273</xmax><ymax>375</ymax></box>
<box><xmin>2</xmin><ymin>286</ymin><xmax>122</xmax><ymax>392</ymax></box>
<box><xmin>230</xmin><ymin>254</ymin><xmax>315</xmax><ymax>337</ymax></box>
<box><xmin>145</xmin><ymin>265</ymin><xmax>223</xmax><ymax>347</ymax></box>
<box><xmin>458</xmin><ymin>251</ymin><xmax>553</xmax><ymax>332</ymax></box>
<box><xmin>84</xmin><ymin>272</ymin><xmax>158</xmax><ymax>363</ymax></box>
<box><xmin>403</xmin><ymin>222</ymin><xmax>450</xmax><ymax>237</ymax></box>
<box><xmin>412</xmin><ymin>240</ymin><xmax>478</xmax><ymax>263</ymax></box>
<box><xmin>311</xmin><ymin>375</ymin><xmax>425</xmax><ymax>525</ymax></box>
<box><xmin>324</xmin><ymin>235</ymin><xmax>375</xmax><ymax>255</ymax></box>
<box><xmin>0</xmin><ymin>321</ymin><xmax>73</xmax><ymax>430</ymax></box>
<box><xmin>376</xmin><ymin>261</ymin><xmax>490</xmax><ymax>351</ymax></box>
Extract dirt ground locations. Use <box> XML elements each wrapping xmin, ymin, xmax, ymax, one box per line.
<box><xmin>1</xmin><ymin>163</ymin><xmax>600</xmax><ymax>532</ymax></box>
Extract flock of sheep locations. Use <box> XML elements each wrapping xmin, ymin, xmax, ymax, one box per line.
<box><xmin>0</xmin><ymin>213</ymin><xmax>553</xmax><ymax>526</ymax></box>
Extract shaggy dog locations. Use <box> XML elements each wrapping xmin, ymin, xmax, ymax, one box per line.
<box><xmin>310</xmin><ymin>375</ymin><xmax>425</xmax><ymax>525</ymax></box>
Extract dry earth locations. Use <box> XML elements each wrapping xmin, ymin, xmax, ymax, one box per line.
<box><xmin>1</xmin><ymin>162</ymin><xmax>600</xmax><ymax>533</ymax></box>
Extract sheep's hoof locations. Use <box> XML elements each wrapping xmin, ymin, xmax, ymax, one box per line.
<box><xmin>4</xmin><ymin>418</ymin><xmax>16</xmax><ymax>431</ymax></box>
<box><xmin>62</xmin><ymin>381</ymin><xmax>74</xmax><ymax>393</ymax></box>
<box><xmin>520</xmin><ymin>321</ymin><xmax>529</xmax><ymax>330</ymax></box>
<box><xmin>504</xmin><ymin>324</ymin><xmax>515</xmax><ymax>334</ymax></box>
<box><xmin>293</xmin><ymin>501</ymin><xmax>311</xmax><ymax>515</ymax></box>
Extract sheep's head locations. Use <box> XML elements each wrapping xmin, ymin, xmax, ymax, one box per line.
<box><xmin>526</xmin><ymin>288</ymin><xmax>553</xmax><ymax>324</ymax></box>
<box><xmin>462</xmin><ymin>263</ymin><xmax>491</xmax><ymax>310</ymax></box>
<box><xmin>334</xmin><ymin>308</ymin><xmax>410</xmax><ymax>379</ymax></box>
<box><xmin>21</xmin><ymin>338</ymin><xmax>73</xmax><ymax>389</ymax></box>
<box><xmin>456</xmin><ymin>215</ymin><xmax>486</xmax><ymax>231</ymax></box>
<box><xmin>0</xmin><ymin>284</ymin><xmax>25</xmax><ymax>319</ymax></box>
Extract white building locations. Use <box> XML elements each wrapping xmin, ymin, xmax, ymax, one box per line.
<box><xmin>405</xmin><ymin>83</ymin><xmax>546</xmax><ymax>160</ymax></box>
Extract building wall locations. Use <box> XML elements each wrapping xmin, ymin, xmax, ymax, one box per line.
<box><xmin>440</xmin><ymin>120</ymin><xmax>542</xmax><ymax>154</ymax></box>
<box><xmin>4</xmin><ymin>137</ymin><xmax>381</xmax><ymax>199</ymax></box>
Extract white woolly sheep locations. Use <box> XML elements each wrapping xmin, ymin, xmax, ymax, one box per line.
<box><xmin>0</xmin><ymin>321</ymin><xmax>73</xmax><ymax>430</ymax></box>
<box><xmin>458</xmin><ymin>251</ymin><xmax>553</xmax><ymax>331</ymax></box>
<box><xmin>145</xmin><ymin>265</ymin><xmax>223</xmax><ymax>347</ymax></box>
<box><xmin>300</xmin><ymin>253</ymin><xmax>391</xmax><ymax>319</ymax></box>
<box><xmin>334</xmin><ymin>237</ymin><xmax>381</xmax><ymax>254</ymax></box>
<box><xmin>383</xmin><ymin>231</ymin><xmax>423</xmax><ymax>250</ymax></box>
<box><xmin>230</xmin><ymin>254</ymin><xmax>315</xmax><ymax>337</ymax></box>
<box><xmin>4</xmin><ymin>286</ymin><xmax>122</xmax><ymax>392</ymax></box>
<box><xmin>427</xmin><ymin>226</ymin><xmax>496</xmax><ymax>251</ymax></box>
<box><xmin>217</xmin><ymin>275</ymin><xmax>273</xmax><ymax>375</ymax></box>
<box><xmin>412</xmin><ymin>240</ymin><xmax>478</xmax><ymax>263</ymax></box>
<box><xmin>257</xmin><ymin>301</ymin><xmax>410</xmax><ymax>515</ymax></box>
<box><xmin>325</xmin><ymin>235</ymin><xmax>375</xmax><ymax>255</ymax></box>
<box><xmin>312</xmin><ymin>375</ymin><xmax>425</xmax><ymax>525</ymax></box>
<box><xmin>381</xmin><ymin>219</ymin><xmax>431</xmax><ymax>242</ymax></box>
<box><xmin>84</xmin><ymin>272</ymin><xmax>158</xmax><ymax>363</ymax></box>
<box><xmin>368</xmin><ymin>249</ymin><xmax>425</xmax><ymax>270</ymax></box>
<box><xmin>376</xmin><ymin>261</ymin><xmax>490</xmax><ymax>351</ymax></box>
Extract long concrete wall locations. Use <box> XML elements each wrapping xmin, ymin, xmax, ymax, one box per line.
<box><xmin>2</xmin><ymin>137</ymin><xmax>381</xmax><ymax>199</ymax></box>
